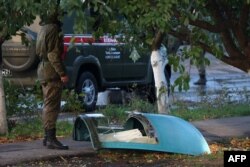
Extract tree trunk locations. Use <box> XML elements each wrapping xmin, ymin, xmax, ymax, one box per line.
<box><xmin>151</xmin><ymin>31</ymin><xmax>170</xmax><ymax>114</ymax></box>
<box><xmin>0</xmin><ymin>42</ymin><xmax>8</xmax><ymax>135</ymax></box>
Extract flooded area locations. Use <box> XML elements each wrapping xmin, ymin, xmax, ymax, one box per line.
<box><xmin>171</xmin><ymin>53</ymin><xmax>250</xmax><ymax>104</ymax></box>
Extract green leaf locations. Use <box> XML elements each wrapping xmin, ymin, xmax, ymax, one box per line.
<box><xmin>184</xmin><ymin>17</ymin><xmax>189</xmax><ymax>26</ymax></box>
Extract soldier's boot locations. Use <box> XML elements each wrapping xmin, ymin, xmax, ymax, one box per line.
<box><xmin>194</xmin><ymin>74</ymin><xmax>207</xmax><ymax>85</ymax></box>
<box><xmin>43</xmin><ymin>130</ymin><xmax>47</xmax><ymax>146</ymax></box>
<box><xmin>46</xmin><ymin>128</ymin><xmax>69</xmax><ymax>150</ymax></box>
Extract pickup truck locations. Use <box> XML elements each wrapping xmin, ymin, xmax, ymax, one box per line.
<box><xmin>2</xmin><ymin>18</ymin><xmax>172</xmax><ymax>112</ymax></box>
<box><xmin>62</xmin><ymin>33</ymin><xmax>171</xmax><ymax>111</ymax></box>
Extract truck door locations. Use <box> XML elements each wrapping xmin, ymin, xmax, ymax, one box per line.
<box><xmin>94</xmin><ymin>36</ymin><xmax>123</xmax><ymax>82</ymax></box>
<box><xmin>121</xmin><ymin>46</ymin><xmax>150</xmax><ymax>81</ymax></box>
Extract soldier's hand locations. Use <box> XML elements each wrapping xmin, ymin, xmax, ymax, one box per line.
<box><xmin>61</xmin><ymin>75</ymin><xmax>69</xmax><ymax>84</ymax></box>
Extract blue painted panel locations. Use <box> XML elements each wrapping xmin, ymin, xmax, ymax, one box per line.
<box><xmin>101</xmin><ymin>113</ymin><xmax>210</xmax><ymax>155</ymax></box>
<box><xmin>73</xmin><ymin>112</ymin><xmax>211</xmax><ymax>155</ymax></box>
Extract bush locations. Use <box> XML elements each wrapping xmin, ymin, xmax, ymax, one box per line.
<box><xmin>61</xmin><ymin>89</ymin><xmax>85</xmax><ymax>114</ymax></box>
<box><xmin>4</xmin><ymin>79</ymin><xmax>42</xmax><ymax>117</ymax></box>
<box><xmin>100</xmin><ymin>105</ymin><xmax>128</xmax><ymax>125</ymax></box>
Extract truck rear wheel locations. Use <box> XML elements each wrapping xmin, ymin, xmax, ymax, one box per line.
<box><xmin>76</xmin><ymin>72</ymin><xmax>98</xmax><ymax>112</ymax></box>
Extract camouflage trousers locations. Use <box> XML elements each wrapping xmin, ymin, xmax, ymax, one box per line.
<box><xmin>42</xmin><ymin>81</ymin><xmax>63</xmax><ymax>130</ymax></box>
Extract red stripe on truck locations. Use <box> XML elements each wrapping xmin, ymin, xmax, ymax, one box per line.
<box><xmin>63</xmin><ymin>35</ymin><xmax>118</xmax><ymax>44</ymax></box>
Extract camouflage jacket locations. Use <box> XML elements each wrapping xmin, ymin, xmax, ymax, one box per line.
<box><xmin>36</xmin><ymin>24</ymin><xmax>66</xmax><ymax>83</ymax></box>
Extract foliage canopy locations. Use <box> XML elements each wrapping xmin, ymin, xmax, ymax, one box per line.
<box><xmin>0</xmin><ymin>0</ymin><xmax>250</xmax><ymax>89</ymax></box>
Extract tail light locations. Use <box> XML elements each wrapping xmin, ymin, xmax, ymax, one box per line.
<box><xmin>61</xmin><ymin>45</ymin><xmax>68</xmax><ymax>60</ymax></box>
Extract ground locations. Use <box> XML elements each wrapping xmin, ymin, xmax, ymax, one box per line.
<box><xmin>5</xmin><ymin>138</ymin><xmax>249</xmax><ymax>167</ymax></box>
<box><xmin>1</xmin><ymin>132</ymin><xmax>249</xmax><ymax>167</ymax></box>
<box><xmin>10</xmin><ymin>150</ymin><xmax>224</xmax><ymax>167</ymax></box>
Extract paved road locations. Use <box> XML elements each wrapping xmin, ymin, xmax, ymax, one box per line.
<box><xmin>0</xmin><ymin>139</ymin><xmax>95</xmax><ymax>166</ymax></box>
<box><xmin>193</xmin><ymin>116</ymin><xmax>250</xmax><ymax>142</ymax></box>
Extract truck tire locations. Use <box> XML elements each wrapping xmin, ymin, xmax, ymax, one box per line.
<box><xmin>76</xmin><ymin>72</ymin><xmax>98</xmax><ymax>112</ymax></box>
<box><xmin>2</xmin><ymin>31</ymin><xmax>38</xmax><ymax>72</ymax></box>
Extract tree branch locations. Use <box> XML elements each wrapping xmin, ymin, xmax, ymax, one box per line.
<box><xmin>152</xmin><ymin>31</ymin><xmax>165</xmax><ymax>50</ymax></box>
<box><xmin>235</xmin><ymin>2</ymin><xmax>249</xmax><ymax>49</ymax></box>
<box><xmin>189</xmin><ymin>19</ymin><xmax>223</xmax><ymax>33</ymax></box>
<box><xmin>168</xmin><ymin>29</ymin><xmax>190</xmax><ymax>43</ymax></box>
<box><xmin>221</xmin><ymin>56</ymin><xmax>249</xmax><ymax>72</ymax></box>
<box><xmin>220</xmin><ymin>30</ymin><xmax>244</xmax><ymax>58</ymax></box>
<box><xmin>205</xmin><ymin>0</ymin><xmax>232</xmax><ymax>30</ymax></box>
<box><xmin>206</xmin><ymin>0</ymin><xmax>225</xmax><ymax>24</ymax></box>
<box><xmin>173</xmin><ymin>7</ymin><xmax>223</xmax><ymax>33</ymax></box>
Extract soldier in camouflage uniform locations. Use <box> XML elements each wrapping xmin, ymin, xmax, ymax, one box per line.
<box><xmin>36</xmin><ymin>12</ymin><xmax>69</xmax><ymax>150</ymax></box>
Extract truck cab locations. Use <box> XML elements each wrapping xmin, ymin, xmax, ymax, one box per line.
<box><xmin>62</xmin><ymin>21</ymin><xmax>155</xmax><ymax>111</ymax></box>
